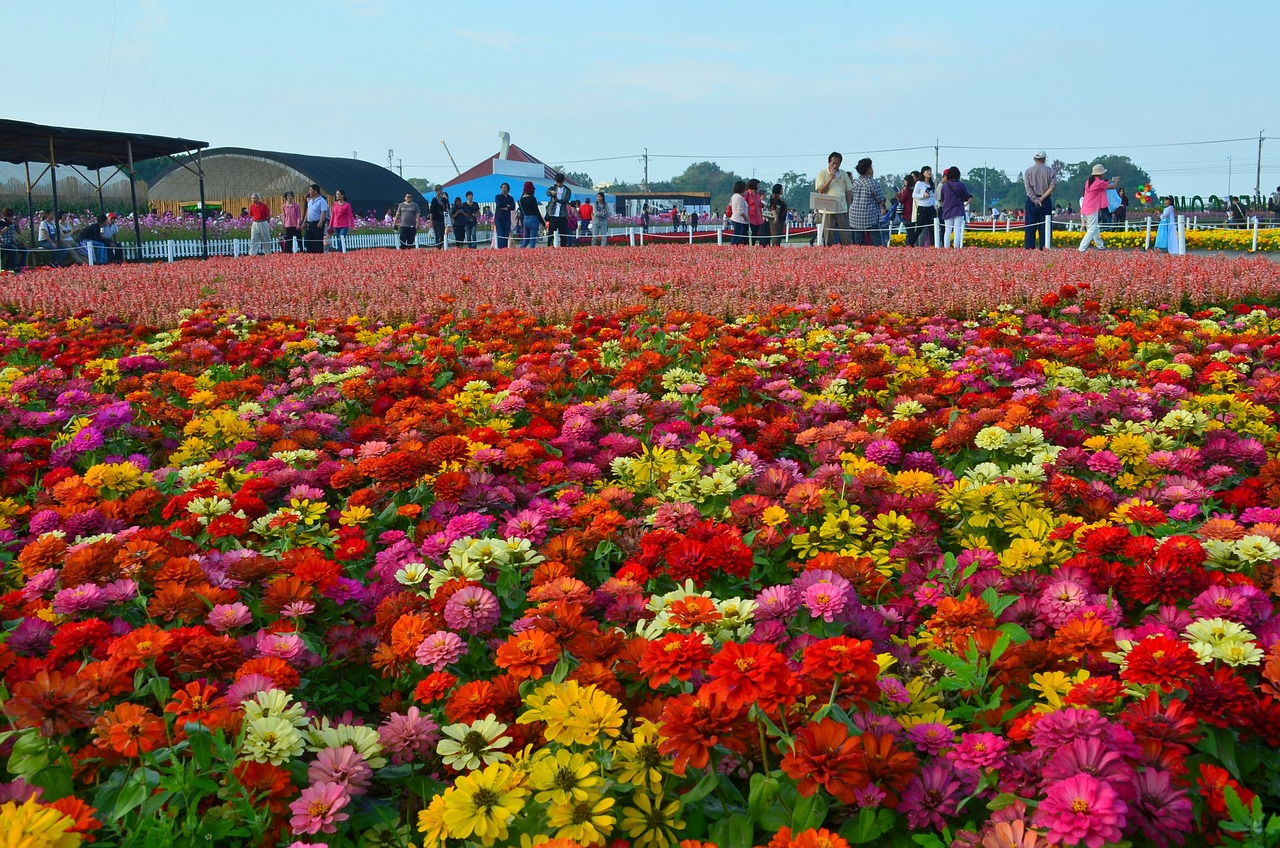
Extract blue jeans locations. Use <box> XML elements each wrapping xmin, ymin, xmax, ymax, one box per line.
<box><xmin>331</xmin><ymin>226</ymin><xmax>348</xmax><ymax>251</ymax></box>
<box><xmin>1025</xmin><ymin>198</ymin><xmax>1050</xmax><ymax>249</ymax></box>
<box><xmin>82</xmin><ymin>240</ymin><xmax>106</xmax><ymax>264</ymax></box>
<box><xmin>494</xmin><ymin>220</ymin><xmax>510</xmax><ymax>248</ymax></box>
<box><xmin>731</xmin><ymin>221</ymin><xmax>749</xmax><ymax>245</ymax></box>
<box><xmin>465</xmin><ymin>222</ymin><xmax>477</xmax><ymax>248</ymax></box>
<box><xmin>521</xmin><ymin>215</ymin><xmax>540</xmax><ymax>248</ymax></box>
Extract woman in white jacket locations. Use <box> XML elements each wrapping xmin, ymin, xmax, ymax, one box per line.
<box><xmin>912</xmin><ymin>166</ymin><xmax>937</xmax><ymax>247</ymax></box>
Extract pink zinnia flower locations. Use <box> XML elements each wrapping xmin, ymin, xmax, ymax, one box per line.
<box><xmin>225</xmin><ymin>673</ymin><xmax>275</xmax><ymax>706</ymax></box>
<box><xmin>443</xmin><ymin>586</ymin><xmax>501</xmax><ymax>635</ymax></box>
<box><xmin>802</xmin><ymin>580</ymin><xmax>847</xmax><ymax>622</ymax></box>
<box><xmin>289</xmin><ymin>781</ymin><xmax>350</xmax><ymax>835</ymax></box>
<box><xmin>378</xmin><ymin>707</ymin><xmax>441</xmax><ymax>765</ymax></box>
<box><xmin>308</xmin><ymin>745</ymin><xmax>372</xmax><ymax>796</ymax></box>
<box><xmin>948</xmin><ymin>732</ymin><xmax>1008</xmax><ymax>772</ymax></box>
<box><xmin>414</xmin><ymin>630</ymin><xmax>466</xmax><ymax>670</ymax></box>
<box><xmin>1129</xmin><ymin>769</ymin><xmax>1193</xmax><ymax>848</ymax></box>
<box><xmin>1086</xmin><ymin>451</ymin><xmax>1123</xmax><ymax>476</ymax></box>
<box><xmin>208</xmin><ymin>602</ymin><xmax>253</xmax><ymax>631</ymax></box>
<box><xmin>1035</xmin><ymin>773</ymin><xmax>1127</xmax><ymax>848</ymax></box>
<box><xmin>257</xmin><ymin>631</ymin><xmax>305</xmax><ymax>661</ymax></box>
<box><xmin>51</xmin><ymin>583</ymin><xmax>107</xmax><ymax>615</ymax></box>
<box><xmin>906</xmin><ymin>722</ymin><xmax>956</xmax><ymax>755</ymax></box>
<box><xmin>501</xmin><ymin>508</ymin><xmax>549</xmax><ymax>544</ymax></box>
<box><xmin>753</xmin><ymin>586</ymin><xmax>798</xmax><ymax>621</ymax></box>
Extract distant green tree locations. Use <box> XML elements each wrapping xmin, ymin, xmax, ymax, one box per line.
<box><xmin>407</xmin><ymin>178</ymin><xmax>433</xmax><ymax>195</ymax></box>
<box><xmin>554</xmin><ymin>169</ymin><xmax>594</xmax><ymax>188</ymax></box>
<box><xmin>670</xmin><ymin>161</ymin><xmax>743</xmax><ymax>211</ymax></box>
<box><xmin>965</xmin><ymin>167</ymin><xmax>1016</xmax><ymax>210</ymax></box>
<box><xmin>776</xmin><ymin>171</ymin><xmax>811</xmax><ymax>213</ymax></box>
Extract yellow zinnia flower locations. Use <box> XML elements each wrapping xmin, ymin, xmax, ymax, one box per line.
<box><xmin>547</xmin><ymin>794</ymin><xmax>616</xmax><ymax>845</ymax></box>
<box><xmin>611</xmin><ymin>721</ymin><xmax>672</xmax><ymax>790</ymax></box>
<box><xmin>441</xmin><ymin>762</ymin><xmax>528</xmax><ymax>845</ymax></box>
<box><xmin>620</xmin><ymin>792</ymin><xmax>684</xmax><ymax>848</ymax></box>
<box><xmin>0</xmin><ymin>797</ymin><xmax>80</xmax><ymax>848</ymax></box>
<box><xmin>528</xmin><ymin>749</ymin><xmax>603</xmax><ymax>805</ymax></box>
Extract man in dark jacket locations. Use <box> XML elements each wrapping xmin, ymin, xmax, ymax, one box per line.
<box><xmin>429</xmin><ymin>185</ymin><xmax>449</xmax><ymax>249</ymax></box>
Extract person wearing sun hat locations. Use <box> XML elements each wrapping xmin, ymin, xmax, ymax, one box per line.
<box><xmin>1023</xmin><ymin>151</ymin><xmax>1056</xmax><ymax>250</ymax></box>
<box><xmin>1079</xmin><ymin>164</ymin><xmax>1120</xmax><ymax>252</ymax></box>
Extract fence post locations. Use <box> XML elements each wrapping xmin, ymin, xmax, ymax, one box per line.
<box><xmin>1045</xmin><ymin>215</ymin><xmax>1052</xmax><ymax>250</ymax></box>
<box><xmin>1005</xmin><ymin>217</ymin><xmax>1010</xmax><ymax>232</ymax></box>
<box><xmin>688</xmin><ymin>225</ymin><xmax>693</xmax><ymax>245</ymax></box>
<box><xmin>86</xmin><ymin>242</ymin><xmax>94</xmax><ymax>265</ymax></box>
<box><xmin>233</xmin><ymin>238</ymin><xmax>240</xmax><ymax>258</ymax></box>
<box><xmin>167</xmin><ymin>240</ymin><xmax>175</xmax><ymax>263</ymax></box>
<box><xmin>1176</xmin><ymin>214</ymin><xmax>1187</xmax><ymax>255</ymax></box>
<box><xmin>628</xmin><ymin>227</ymin><xmax>635</xmax><ymax>247</ymax></box>
<box><xmin>292</xmin><ymin>236</ymin><xmax>299</xmax><ymax>253</ymax></box>
<box><xmin>1252</xmin><ymin>216</ymin><xmax>1259</xmax><ymax>252</ymax></box>
<box><xmin>815</xmin><ymin>221</ymin><xmax>822</xmax><ymax>246</ymax></box>
<box><xmin>933</xmin><ymin>216</ymin><xmax>941</xmax><ymax>248</ymax></box>
<box><xmin>785</xmin><ymin>220</ymin><xmax>791</xmax><ymax>244</ymax></box>
<box><xmin>717</xmin><ymin>226</ymin><xmax>724</xmax><ymax>246</ymax></box>
<box><xmin>639</xmin><ymin>229</ymin><xmax>644</xmax><ymax>247</ymax></box>
<box><xmin>1144</xmin><ymin>216</ymin><xmax>1152</xmax><ymax>250</ymax></box>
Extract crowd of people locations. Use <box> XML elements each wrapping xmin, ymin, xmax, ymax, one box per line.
<box><xmin>6</xmin><ymin>157</ymin><xmax>1277</xmax><ymax>270</ymax></box>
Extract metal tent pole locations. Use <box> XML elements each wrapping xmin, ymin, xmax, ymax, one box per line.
<box><xmin>24</xmin><ymin>161</ymin><xmax>35</xmax><ymax>245</ymax></box>
<box><xmin>127</xmin><ymin>141</ymin><xmax>143</xmax><ymax>261</ymax></box>
<box><xmin>48</xmin><ymin>137</ymin><xmax>60</xmax><ymax>250</ymax></box>
<box><xmin>95</xmin><ymin>170</ymin><xmax>106</xmax><ymax>216</ymax></box>
<box><xmin>197</xmin><ymin>149</ymin><xmax>208</xmax><ymax>259</ymax></box>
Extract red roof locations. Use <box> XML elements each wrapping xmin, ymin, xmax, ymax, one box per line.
<box><xmin>443</xmin><ymin>144</ymin><xmax>558</xmax><ymax>188</ymax></box>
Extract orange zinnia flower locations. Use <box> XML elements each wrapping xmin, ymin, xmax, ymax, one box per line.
<box><xmin>94</xmin><ymin>702</ymin><xmax>165</xmax><ymax>757</ymax></box>
<box><xmin>108</xmin><ymin>625</ymin><xmax>174</xmax><ymax>666</ymax></box>
<box><xmin>165</xmin><ymin>681</ymin><xmax>234</xmax><ymax>735</ymax></box>
<box><xmin>494</xmin><ymin>629</ymin><xmax>559</xmax><ymax>679</ymax></box>
<box><xmin>780</xmin><ymin>718</ymin><xmax>868</xmax><ymax>803</ymax></box>
<box><xmin>791</xmin><ymin>828</ymin><xmax>853</xmax><ymax>848</ymax></box>
<box><xmin>700</xmin><ymin>641</ymin><xmax>800</xmax><ymax>713</ymax></box>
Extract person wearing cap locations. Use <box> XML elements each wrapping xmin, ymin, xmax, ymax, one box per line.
<box><xmin>1078</xmin><ymin>164</ymin><xmax>1120</xmax><ymax>252</ymax></box>
<box><xmin>248</xmin><ymin>194</ymin><xmax>272</xmax><ymax>256</ymax></box>
<box><xmin>1023</xmin><ymin>151</ymin><xmax>1056</xmax><ymax>250</ymax></box>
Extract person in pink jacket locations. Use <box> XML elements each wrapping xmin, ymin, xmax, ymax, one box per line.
<box><xmin>329</xmin><ymin>189</ymin><xmax>354</xmax><ymax>253</ymax></box>
<box><xmin>1078</xmin><ymin>164</ymin><xmax>1120</xmax><ymax>252</ymax></box>
<box><xmin>281</xmin><ymin>192</ymin><xmax>302</xmax><ymax>253</ymax></box>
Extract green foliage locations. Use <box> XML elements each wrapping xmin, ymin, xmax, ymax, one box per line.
<box><xmin>1054</xmin><ymin>154</ymin><xmax>1152</xmax><ymax>208</ymax></box>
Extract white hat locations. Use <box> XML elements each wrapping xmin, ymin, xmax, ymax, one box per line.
<box><xmin>1034</xmin><ymin>150</ymin><xmax>1047</xmax><ymax>160</ymax></box>
<box><xmin>1090</xmin><ymin>164</ymin><xmax>1107</xmax><ymax>176</ymax></box>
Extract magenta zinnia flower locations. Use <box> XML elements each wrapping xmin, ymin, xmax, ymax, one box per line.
<box><xmin>289</xmin><ymin>781</ymin><xmax>350</xmax><ymax>835</ymax></box>
<box><xmin>948</xmin><ymin>731</ymin><xmax>1009</xmax><ymax>772</ymax></box>
<box><xmin>443</xmin><ymin>586</ymin><xmax>501</xmax><ymax>635</ymax></box>
<box><xmin>307</xmin><ymin>745</ymin><xmax>371</xmax><ymax>795</ymax></box>
<box><xmin>414</xmin><ymin>630</ymin><xmax>466</xmax><ymax>670</ymax></box>
<box><xmin>1034</xmin><ymin>773</ymin><xmax>1127</xmax><ymax>848</ymax></box>
<box><xmin>208</xmin><ymin>602</ymin><xmax>253</xmax><ymax>631</ymax></box>
<box><xmin>1128</xmin><ymin>769</ymin><xmax>1193</xmax><ymax>848</ymax></box>
<box><xmin>899</xmin><ymin>764</ymin><xmax>967</xmax><ymax>830</ymax></box>
<box><xmin>905</xmin><ymin>722</ymin><xmax>955</xmax><ymax>755</ymax></box>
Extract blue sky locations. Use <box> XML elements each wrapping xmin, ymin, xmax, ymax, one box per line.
<box><xmin>7</xmin><ymin>0</ymin><xmax>1279</xmax><ymax>200</ymax></box>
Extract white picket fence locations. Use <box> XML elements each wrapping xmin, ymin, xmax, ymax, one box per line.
<box><xmin>117</xmin><ymin>231</ymin><xmax>443</xmax><ymax>262</ymax></box>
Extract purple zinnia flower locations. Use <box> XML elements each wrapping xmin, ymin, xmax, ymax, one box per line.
<box><xmin>50</xmin><ymin>583</ymin><xmax>108</xmax><ymax>616</ymax></box>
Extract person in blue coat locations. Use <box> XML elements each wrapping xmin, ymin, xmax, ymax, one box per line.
<box><xmin>1153</xmin><ymin>196</ymin><xmax>1182</xmax><ymax>254</ymax></box>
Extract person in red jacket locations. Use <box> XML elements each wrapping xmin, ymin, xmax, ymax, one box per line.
<box><xmin>248</xmin><ymin>193</ymin><xmax>272</xmax><ymax>256</ymax></box>
<box><xmin>578</xmin><ymin>198</ymin><xmax>593</xmax><ymax>241</ymax></box>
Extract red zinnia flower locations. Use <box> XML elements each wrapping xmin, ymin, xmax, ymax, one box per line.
<box><xmin>780</xmin><ymin>718</ymin><xmax>869</xmax><ymax>803</ymax></box>
<box><xmin>700</xmin><ymin>641</ymin><xmax>800</xmax><ymax>713</ymax></box>
<box><xmin>638</xmin><ymin>633</ymin><xmax>713</xmax><ymax>688</ymax></box>
<box><xmin>801</xmin><ymin>637</ymin><xmax>881</xmax><ymax>706</ymax></box>
<box><xmin>657</xmin><ymin>693</ymin><xmax>749</xmax><ymax>776</ymax></box>
<box><xmin>1120</xmin><ymin>635</ymin><xmax>1204</xmax><ymax>692</ymax></box>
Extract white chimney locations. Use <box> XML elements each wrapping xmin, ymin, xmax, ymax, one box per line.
<box><xmin>498</xmin><ymin>131</ymin><xmax>511</xmax><ymax>160</ymax></box>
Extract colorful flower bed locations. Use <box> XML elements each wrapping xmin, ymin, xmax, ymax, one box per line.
<box><xmin>3</xmin><ymin>247</ymin><xmax>1280</xmax><ymax>325</ymax></box>
<box><xmin>2</xmin><ymin>261</ymin><xmax>1280</xmax><ymax>847</ymax></box>
<box><xmin>914</xmin><ymin>229</ymin><xmax>1280</xmax><ymax>253</ymax></box>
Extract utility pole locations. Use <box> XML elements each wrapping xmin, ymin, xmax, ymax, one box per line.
<box><xmin>1228</xmin><ymin>156</ymin><xmax>1232</xmax><ymax>199</ymax></box>
<box><xmin>387</xmin><ymin>149</ymin><xmax>394</xmax><ymax>170</ymax></box>
<box><xmin>398</xmin><ymin>159</ymin><xmax>403</xmax><ymax>178</ymax></box>
<box><xmin>1256</xmin><ymin>130</ymin><xmax>1266</xmax><ymax>205</ymax></box>
<box><xmin>642</xmin><ymin>148</ymin><xmax>649</xmax><ymax>192</ymax></box>
<box><xmin>934</xmin><ymin>139</ymin><xmax>939</xmax><ymax>177</ymax></box>
<box><xmin>982</xmin><ymin>161</ymin><xmax>988</xmax><ymax>212</ymax></box>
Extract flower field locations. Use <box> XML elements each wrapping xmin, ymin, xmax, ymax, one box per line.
<box><xmin>3</xmin><ymin>247</ymin><xmax>1280</xmax><ymax>325</ymax></box>
<box><xmin>909</xmin><ymin>229</ymin><xmax>1280</xmax><ymax>253</ymax></box>
<box><xmin>2</xmin><ymin>250</ymin><xmax>1280</xmax><ymax>848</ymax></box>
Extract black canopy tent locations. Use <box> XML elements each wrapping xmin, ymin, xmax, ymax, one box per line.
<box><xmin>0</xmin><ymin>119</ymin><xmax>208</xmax><ymax>259</ymax></box>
